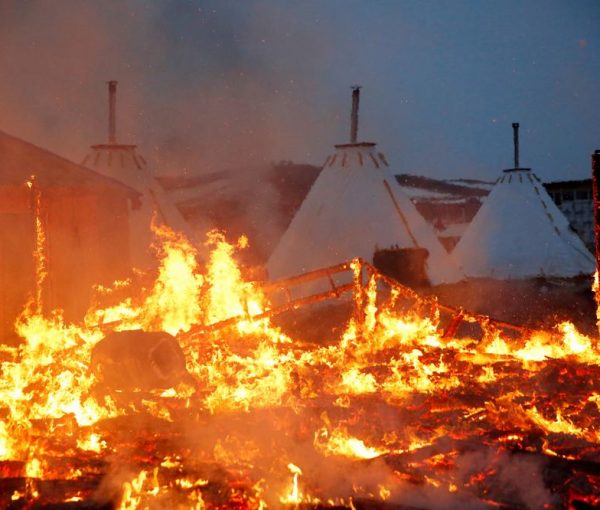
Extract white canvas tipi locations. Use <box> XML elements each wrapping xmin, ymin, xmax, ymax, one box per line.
<box><xmin>453</xmin><ymin>124</ymin><xmax>594</xmax><ymax>279</ymax></box>
<box><xmin>267</xmin><ymin>88</ymin><xmax>463</xmax><ymax>287</ymax></box>
<box><xmin>82</xmin><ymin>82</ymin><xmax>203</xmax><ymax>268</ymax></box>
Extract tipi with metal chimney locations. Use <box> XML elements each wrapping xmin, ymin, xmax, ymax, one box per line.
<box><xmin>453</xmin><ymin>123</ymin><xmax>594</xmax><ymax>279</ymax></box>
<box><xmin>267</xmin><ymin>87</ymin><xmax>463</xmax><ymax>287</ymax></box>
<box><xmin>82</xmin><ymin>81</ymin><xmax>196</xmax><ymax>268</ymax></box>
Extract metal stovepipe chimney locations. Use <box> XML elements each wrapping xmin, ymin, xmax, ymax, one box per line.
<box><xmin>350</xmin><ymin>86</ymin><xmax>361</xmax><ymax>144</ymax></box>
<box><xmin>512</xmin><ymin>122</ymin><xmax>520</xmax><ymax>168</ymax></box>
<box><xmin>108</xmin><ymin>80</ymin><xmax>118</xmax><ymax>144</ymax></box>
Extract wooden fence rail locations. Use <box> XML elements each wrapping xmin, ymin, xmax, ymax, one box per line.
<box><xmin>178</xmin><ymin>258</ymin><xmax>532</xmax><ymax>342</ymax></box>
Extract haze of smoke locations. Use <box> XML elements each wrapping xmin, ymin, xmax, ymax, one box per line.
<box><xmin>454</xmin><ymin>447</ymin><xmax>557</xmax><ymax>509</ymax></box>
<box><xmin>0</xmin><ymin>0</ymin><xmax>336</xmax><ymax>176</ymax></box>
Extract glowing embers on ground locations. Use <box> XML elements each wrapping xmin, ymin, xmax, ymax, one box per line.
<box><xmin>2</xmin><ymin>224</ymin><xmax>600</xmax><ymax>508</ymax></box>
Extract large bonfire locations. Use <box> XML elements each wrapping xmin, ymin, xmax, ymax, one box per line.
<box><xmin>1</xmin><ymin>223</ymin><xmax>600</xmax><ymax>509</ymax></box>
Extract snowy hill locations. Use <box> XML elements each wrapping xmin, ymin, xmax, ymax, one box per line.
<box><xmin>157</xmin><ymin>162</ymin><xmax>320</xmax><ymax>264</ymax></box>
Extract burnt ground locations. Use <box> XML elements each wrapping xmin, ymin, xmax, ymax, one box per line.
<box><xmin>272</xmin><ymin>303</ymin><xmax>354</xmax><ymax>345</ymax></box>
<box><xmin>4</xmin><ymin>278</ymin><xmax>600</xmax><ymax>509</ymax></box>
<box><xmin>270</xmin><ymin>276</ymin><xmax>599</xmax><ymax>344</ymax></box>
<box><xmin>426</xmin><ymin>277</ymin><xmax>598</xmax><ymax>337</ymax></box>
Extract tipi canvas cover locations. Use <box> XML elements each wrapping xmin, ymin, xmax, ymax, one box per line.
<box><xmin>82</xmin><ymin>143</ymin><xmax>200</xmax><ymax>269</ymax></box>
<box><xmin>82</xmin><ymin>81</ymin><xmax>205</xmax><ymax>269</ymax></box>
<box><xmin>267</xmin><ymin>142</ymin><xmax>463</xmax><ymax>287</ymax></box>
<box><xmin>453</xmin><ymin>168</ymin><xmax>594</xmax><ymax>279</ymax></box>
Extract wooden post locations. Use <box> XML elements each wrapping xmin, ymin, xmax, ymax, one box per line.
<box><xmin>591</xmin><ymin>150</ymin><xmax>600</xmax><ymax>336</ymax></box>
<box><xmin>352</xmin><ymin>258</ymin><xmax>365</xmax><ymax>326</ymax></box>
<box><xmin>592</xmin><ymin>150</ymin><xmax>600</xmax><ymax>269</ymax></box>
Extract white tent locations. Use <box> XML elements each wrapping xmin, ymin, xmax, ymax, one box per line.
<box><xmin>82</xmin><ymin>82</ymin><xmax>205</xmax><ymax>268</ymax></box>
<box><xmin>267</xmin><ymin>141</ymin><xmax>463</xmax><ymax>286</ymax></box>
<box><xmin>453</xmin><ymin>168</ymin><xmax>595</xmax><ymax>279</ymax></box>
<box><xmin>81</xmin><ymin>144</ymin><xmax>198</xmax><ymax>267</ymax></box>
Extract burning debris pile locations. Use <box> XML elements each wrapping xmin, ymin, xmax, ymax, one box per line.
<box><xmin>1</xmin><ymin>225</ymin><xmax>600</xmax><ymax>509</ymax></box>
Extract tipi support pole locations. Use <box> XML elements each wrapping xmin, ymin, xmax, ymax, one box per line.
<box><xmin>512</xmin><ymin>122</ymin><xmax>520</xmax><ymax>168</ymax></box>
<box><xmin>108</xmin><ymin>80</ymin><xmax>118</xmax><ymax>144</ymax></box>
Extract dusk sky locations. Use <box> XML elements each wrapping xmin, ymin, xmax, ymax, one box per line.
<box><xmin>0</xmin><ymin>0</ymin><xmax>598</xmax><ymax>181</ymax></box>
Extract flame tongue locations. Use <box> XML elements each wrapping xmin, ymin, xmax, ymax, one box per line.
<box><xmin>1</xmin><ymin>224</ymin><xmax>600</xmax><ymax>508</ymax></box>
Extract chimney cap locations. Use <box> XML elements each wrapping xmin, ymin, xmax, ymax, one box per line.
<box><xmin>335</xmin><ymin>142</ymin><xmax>376</xmax><ymax>149</ymax></box>
<box><xmin>503</xmin><ymin>167</ymin><xmax>531</xmax><ymax>173</ymax></box>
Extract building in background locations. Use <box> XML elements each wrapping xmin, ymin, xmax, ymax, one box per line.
<box><xmin>0</xmin><ymin>129</ymin><xmax>138</xmax><ymax>338</ymax></box>
<box><xmin>544</xmin><ymin>179</ymin><xmax>594</xmax><ymax>251</ymax></box>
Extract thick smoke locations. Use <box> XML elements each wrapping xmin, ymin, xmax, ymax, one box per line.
<box><xmin>1</xmin><ymin>1</ymin><xmax>600</xmax><ymax>182</ymax></box>
<box><xmin>0</xmin><ymin>1</ymin><xmax>337</xmax><ymax>176</ymax></box>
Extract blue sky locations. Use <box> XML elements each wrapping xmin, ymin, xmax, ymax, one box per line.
<box><xmin>0</xmin><ymin>1</ymin><xmax>598</xmax><ymax>181</ymax></box>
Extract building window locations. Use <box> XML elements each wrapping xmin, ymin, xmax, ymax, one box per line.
<box><xmin>562</xmin><ymin>191</ymin><xmax>574</xmax><ymax>201</ymax></box>
<box><xmin>576</xmin><ymin>190</ymin><xmax>590</xmax><ymax>200</ymax></box>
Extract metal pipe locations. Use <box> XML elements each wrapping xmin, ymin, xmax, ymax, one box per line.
<box><xmin>512</xmin><ymin>122</ymin><xmax>520</xmax><ymax>168</ymax></box>
<box><xmin>108</xmin><ymin>80</ymin><xmax>118</xmax><ymax>144</ymax></box>
<box><xmin>350</xmin><ymin>86</ymin><xmax>361</xmax><ymax>143</ymax></box>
